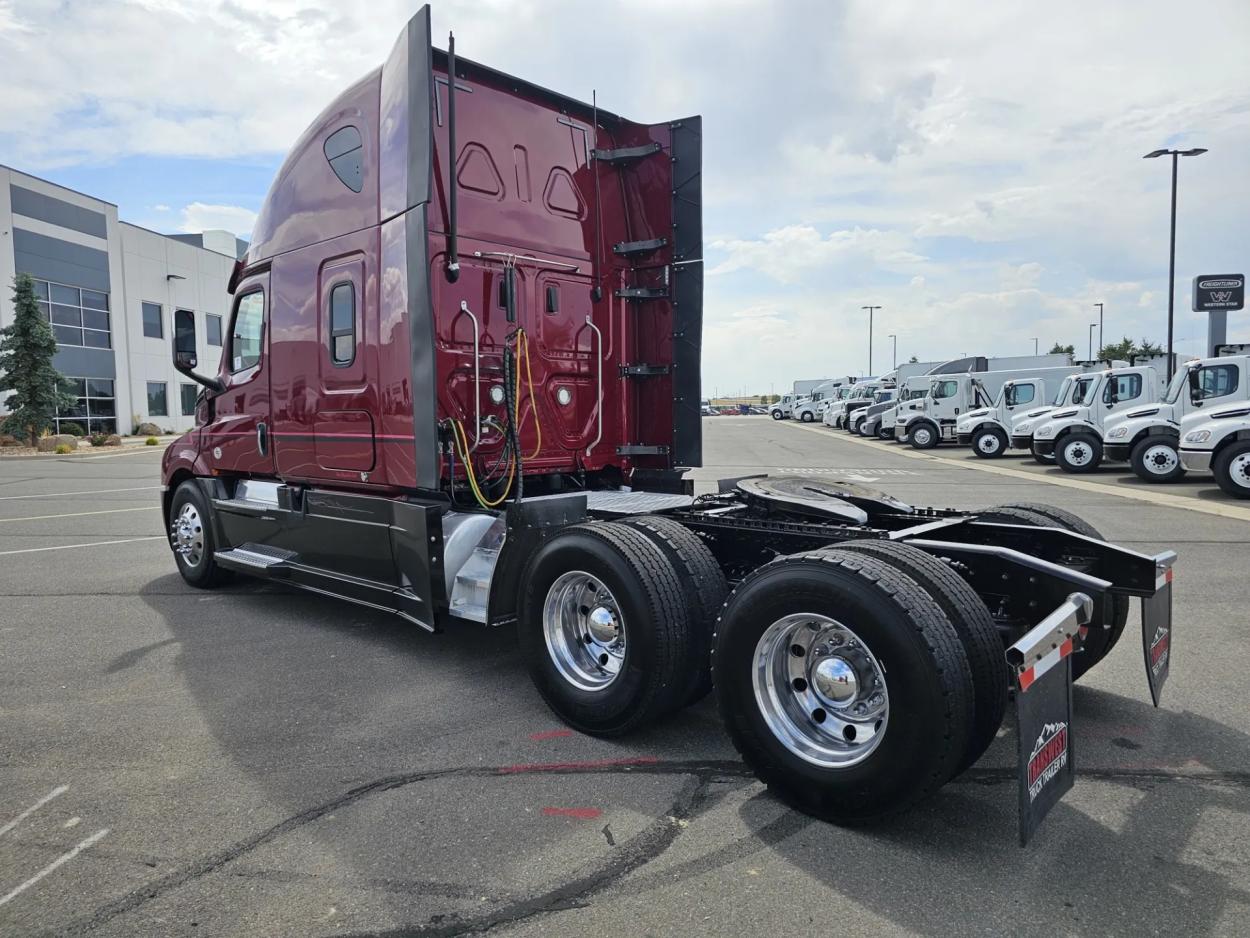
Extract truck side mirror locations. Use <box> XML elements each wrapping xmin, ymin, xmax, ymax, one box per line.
<box><xmin>1187</xmin><ymin>368</ymin><xmax>1201</xmax><ymax>401</ymax></box>
<box><xmin>174</xmin><ymin>308</ymin><xmax>197</xmax><ymax>370</ymax></box>
<box><xmin>172</xmin><ymin>308</ymin><xmax>224</xmax><ymax>393</ymax></box>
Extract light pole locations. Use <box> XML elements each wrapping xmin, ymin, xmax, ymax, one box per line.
<box><xmin>1030</xmin><ymin>337</ymin><xmax>1038</xmax><ymax>355</ymax></box>
<box><xmin>1144</xmin><ymin>147</ymin><xmax>1207</xmax><ymax>380</ymax></box>
<box><xmin>1088</xmin><ymin>323</ymin><xmax>1098</xmax><ymax>360</ymax></box>
<box><xmin>861</xmin><ymin>305</ymin><xmax>881</xmax><ymax>375</ymax></box>
<box><xmin>1093</xmin><ymin>302</ymin><xmax>1104</xmax><ymax>355</ymax></box>
<box><xmin>887</xmin><ymin>334</ymin><xmax>897</xmax><ymax>369</ymax></box>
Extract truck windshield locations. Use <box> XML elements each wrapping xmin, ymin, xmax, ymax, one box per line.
<box><xmin>1073</xmin><ymin>376</ymin><xmax>1096</xmax><ymax>404</ymax></box>
<box><xmin>1163</xmin><ymin>367</ymin><xmax>1191</xmax><ymax>404</ymax></box>
<box><xmin>1050</xmin><ymin>377</ymin><xmax>1073</xmax><ymax>406</ymax></box>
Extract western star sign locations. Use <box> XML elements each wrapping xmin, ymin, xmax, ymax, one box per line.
<box><xmin>1193</xmin><ymin>274</ymin><xmax>1245</xmax><ymax>312</ymax></box>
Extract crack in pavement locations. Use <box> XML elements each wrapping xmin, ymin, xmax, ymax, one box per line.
<box><xmin>49</xmin><ymin>758</ymin><xmax>1249</xmax><ymax>936</ymax></box>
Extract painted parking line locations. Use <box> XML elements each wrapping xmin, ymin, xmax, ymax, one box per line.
<box><xmin>0</xmin><ymin>829</ymin><xmax>109</xmax><ymax>908</ymax></box>
<box><xmin>0</xmin><ymin>786</ymin><xmax>69</xmax><ymax>838</ymax></box>
<box><xmin>0</xmin><ymin>536</ymin><xmax>166</xmax><ymax>557</ymax></box>
<box><xmin>0</xmin><ymin>486</ymin><xmax>159</xmax><ymax>502</ymax></box>
<box><xmin>785</xmin><ymin>421</ymin><xmax>1250</xmax><ymax>523</ymax></box>
<box><xmin>0</xmin><ymin>506</ymin><xmax>159</xmax><ymax>524</ymax></box>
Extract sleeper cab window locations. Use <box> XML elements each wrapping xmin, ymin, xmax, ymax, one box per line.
<box><xmin>329</xmin><ymin>281</ymin><xmax>356</xmax><ymax>366</ymax></box>
<box><xmin>231</xmin><ymin>291</ymin><xmax>265</xmax><ymax>373</ymax></box>
<box><xmin>324</xmin><ymin>126</ymin><xmax>363</xmax><ymax>193</ymax></box>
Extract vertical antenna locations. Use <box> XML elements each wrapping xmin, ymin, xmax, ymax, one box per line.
<box><xmin>590</xmin><ymin>89</ymin><xmax>604</xmax><ymax>303</ymax></box>
<box><xmin>445</xmin><ymin>31</ymin><xmax>460</xmax><ymax>283</ymax></box>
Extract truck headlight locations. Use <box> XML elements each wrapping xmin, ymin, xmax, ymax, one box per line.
<box><xmin>1107</xmin><ymin>427</ymin><xmax>1129</xmax><ymax>439</ymax></box>
<box><xmin>1184</xmin><ymin>429</ymin><xmax>1211</xmax><ymax>443</ymax></box>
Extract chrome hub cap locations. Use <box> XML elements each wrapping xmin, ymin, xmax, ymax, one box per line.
<box><xmin>1230</xmin><ymin>453</ymin><xmax>1250</xmax><ymax>489</ymax></box>
<box><xmin>543</xmin><ymin>571</ymin><xmax>626</xmax><ymax>692</ymax></box>
<box><xmin>1143</xmin><ymin>444</ymin><xmax>1178</xmax><ymax>475</ymax></box>
<box><xmin>913</xmin><ymin>428</ymin><xmax>932</xmax><ymax>445</ymax></box>
<box><xmin>753</xmin><ymin>614</ymin><xmax>889</xmax><ymax>768</ymax></box>
<box><xmin>170</xmin><ymin>503</ymin><xmax>204</xmax><ymax>567</ymax></box>
<box><xmin>1064</xmin><ymin>441</ymin><xmax>1093</xmax><ymax>466</ymax></box>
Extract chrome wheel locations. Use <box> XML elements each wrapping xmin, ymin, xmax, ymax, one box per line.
<box><xmin>542</xmin><ymin>571</ymin><xmax>626</xmax><ymax>692</ymax></box>
<box><xmin>1063</xmin><ymin>439</ymin><xmax>1094</xmax><ymax>467</ymax></box>
<box><xmin>912</xmin><ymin>427</ymin><xmax>933</xmax><ymax>446</ymax></box>
<box><xmin>1142</xmin><ymin>443</ymin><xmax>1179</xmax><ymax>476</ymax></box>
<box><xmin>1229</xmin><ymin>453</ymin><xmax>1250</xmax><ymax>489</ymax></box>
<box><xmin>170</xmin><ymin>502</ymin><xmax>204</xmax><ymax>568</ymax></box>
<box><xmin>752</xmin><ymin>613</ymin><xmax>888</xmax><ymax>768</ymax></box>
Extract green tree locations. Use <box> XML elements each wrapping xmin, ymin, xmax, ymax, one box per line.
<box><xmin>0</xmin><ymin>273</ymin><xmax>74</xmax><ymax>445</ymax></box>
<box><xmin>1096</xmin><ymin>336</ymin><xmax>1163</xmax><ymax>361</ymax></box>
<box><xmin>1049</xmin><ymin>342</ymin><xmax>1075</xmax><ymax>356</ymax></box>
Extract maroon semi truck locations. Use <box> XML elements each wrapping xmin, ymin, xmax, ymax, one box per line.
<box><xmin>162</xmin><ymin>6</ymin><xmax>1175</xmax><ymax>838</ymax></box>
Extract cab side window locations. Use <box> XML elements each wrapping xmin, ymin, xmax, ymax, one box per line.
<box><xmin>1195</xmin><ymin>364</ymin><xmax>1238</xmax><ymax>400</ymax></box>
<box><xmin>1103</xmin><ymin>374</ymin><xmax>1142</xmax><ymax>403</ymax></box>
<box><xmin>933</xmin><ymin>380</ymin><xmax>958</xmax><ymax>400</ymax></box>
<box><xmin>329</xmin><ymin>282</ymin><xmax>356</xmax><ymax>366</ymax></box>
<box><xmin>1007</xmin><ymin>384</ymin><xmax>1036</xmax><ymax>406</ymax></box>
<box><xmin>230</xmin><ymin>291</ymin><xmax>265</xmax><ymax>373</ymax></box>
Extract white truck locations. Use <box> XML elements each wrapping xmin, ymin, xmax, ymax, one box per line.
<box><xmin>851</xmin><ymin>387</ymin><xmax>898</xmax><ymax>436</ymax></box>
<box><xmin>824</xmin><ymin>380</ymin><xmax>882</xmax><ymax>428</ymax></box>
<box><xmin>770</xmin><ymin>393</ymin><xmax>805</xmax><ymax>420</ymax></box>
<box><xmin>870</xmin><ymin>377</ymin><xmax>930</xmax><ymax>440</ymax></box>
<box><xmin>896</xmin><ymin>367</ymin><xmax>1059</xmax><ymax>449</ymax></box>
<box><xmin>955</xmin><ymin>365</ymin><xmax>1105</xmax><ymax>459</ymax></box>
<box><xmin>821</xmin><ymin>384</ymin><xmax>860</xmax><ymax>426</ymax></box>
<box><xmin>1179</xmin><ymin>401</ymin><xmax>1250</xmax><ymax>497</ymax></box>
<box><xmin>1104</xmin><ymin>354</ymin><xmax>1250</xmax><ymax>482</ymax></box>
<box><xmin>792</xmin><ymin>380</ymin><xmax>843</xmax><ymax>423</ymax></box>
<box><xmin>1030</xmin><ymin>364</ymin><xmax>1168</xmax><ymax>472</ymax></box>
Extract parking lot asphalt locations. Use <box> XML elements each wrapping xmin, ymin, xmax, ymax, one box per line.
<box><xmin>2</xmin><ymin>419</ymin><xmax>1248</xmax><ymax>937</ymax></box>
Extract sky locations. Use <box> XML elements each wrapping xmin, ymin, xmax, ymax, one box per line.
<box><xmin>2</xmin><ymin>0</ymin><xmax>1247</xmax><ymax>396</ymax></box>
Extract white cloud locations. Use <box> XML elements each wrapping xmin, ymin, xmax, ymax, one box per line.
<box><xmin>179</xmin><ymin>202</ymin><xmax>257</xmax><ymax>238</ymax></box>
<box><xmin>153</xmin><ymin>204</ymin><xmax>170</xmax><ymax>212</ymax></box>
<box><xmin>710</xmin><ymin>225</ymin><xmax>927</xmax><ymax>284</ymax></box>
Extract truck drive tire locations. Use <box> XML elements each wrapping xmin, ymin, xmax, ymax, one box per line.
<box><xmin>978</xmin><ymin>503</ymin><xmax>1130</xmax><ymax>681</ymax></box>
<box><xmin>1213</xmin><ymin>441</ymin><xmax>1250</xmax><ymax>499</ymax></box>
<box><xmin>908</xmin><ymin>422</ymin><xmax>939</xmax><ymax>449</ymax></box>
<box><xmin>1055</xmin><ymin>431</ymin><xmax>1102</xmax><ymax>473</ymax></box>
<box><xmin>618</xmin><ymin>515</ymin><xmax>728</xmax><ymax>707</ymax></box>
<box><xmin>1131</xmin><ymin>437</ymin><xmax>1184</xmax><ymax>483</ymax></box>
<box><xmin>519</xmin><ymin>522</ymin><xmax>691</xmax><ymax>736</ymax></box>
<box><xmin>169</xmin><ymin>481</ymin><xmax>232</xmax><ymax>589</ymax></box>
<box><xmin>712</xmin><ymin>549</ymin><xmax>975</xmax><ymax>823</ymax></box>
<box><xmin>972</xmin><ymin>427</ymin><xmax>1008</xmax><ymax>459</ymax></box>
<box><xmin>834</xmin><ymin>540</ymin><xmax>1005</xmax><ymax>773</ymax></box>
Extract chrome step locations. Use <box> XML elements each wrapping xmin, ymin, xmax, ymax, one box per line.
<box><xmin>215</xmin><ymin>544</ymin><xmax>297</xmax><ymax>571</ymax></box>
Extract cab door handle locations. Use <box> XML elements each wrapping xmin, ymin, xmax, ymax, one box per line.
<box><xmin>257</xmin><ymin>422</ymin><xmax>269</xmax><ymax>457</ymax></box>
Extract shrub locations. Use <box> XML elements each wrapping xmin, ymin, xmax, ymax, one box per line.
<box><xmin>60</xmin><ymin>422</ymin><xmax>85</xmax><ymax>437</ymax></box>
<box><xmin>145</xmin><ymin>436</ymin><xmax>159</xmax><ymax>446</ymax></box>
<box><xmin>54</xmin><ymin>443</ymin><xmax>73</xmax><ymax>454</ymax></box>
<box><xmin>89</xmin><ymin>432</ymin><xmax>110</xmax><ymax>447</ymax></box>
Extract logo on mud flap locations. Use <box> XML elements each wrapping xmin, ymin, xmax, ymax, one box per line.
<box><xmin>1148</xmin><ymin>625</ymin><xmax>1170</xmax><ymax>676</ymax></box>
<box><xmin>1027</xmin><ymin>722</ymin><xmax>1068</xmax><ymax>802</ymax></box>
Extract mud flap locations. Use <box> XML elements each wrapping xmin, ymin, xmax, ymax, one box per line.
<box><xmin>1142</xmin><ymin>552</ymin><xmax>1176</xmax><ymax>707</ymax></box>
<box><xmin>1006</xmin><ymin>592</ymin><xmax>1092</xmax><ymax>846</ymax></box>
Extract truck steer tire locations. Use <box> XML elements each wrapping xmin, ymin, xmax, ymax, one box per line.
<box><xmin>1055</xmin><ymin>431</ymin><xmax>1102</xmax><ymax>473</ymax></box>
<box><xmin>801</xmin><ymin>411</ymin><xmax>815</xmax><ymax>423</ymax></box>
<box><xmin>877</xmin><ymin>424</ymin><xmax>893</xmax><ymax>441</ymax></box>
<box><xmin>1131</xmin><ymin>437</ymin><xmax>1184</xmax><ymax>483</ymax></box>
<box><xmin>834</xmin><ymin>540</ymin><xmax>1005</xmax><ymax>773</ymax></box>
<box><xmin>1032</xmin><ymin>451</ymin><xmax>1055</xmax><ymax>465</ymax></box>
<box><xmin>908</xmin><ymin>423</ymin><xmax>938</xmax><ymax>449</ymax></box>
<box><xmin>618</xmin><ymin>515</ymin><xmax>728</xmax><ymax>707</ymax></box>
<box><xmin>712</xmin><ymin>549</ymin><xmax>975</xmax><ymax>824</ymax></box>
<box><xmin>1213</xmin><ymin>441</ymin><xmax>1250</xmax><ymax>499</ymax></box>
<box><xmin>972</xmin><ymin>427</ymin><xmax>1008</xmax><ymax>459</ymax></box>
<box><xmin>168</xmin><ymin>481</ymin><xmax>232</xmax><ymax>589</ymax></box>
<box><xmin>519</xmin><ymin>522</ymin><xmax>691</xmax><ymax>736</ymax></box>
<box><xmin>852</xmin><ymin>416</ymin><xmax>867</xmax><ymax>436</ymax></box>
<box><xmin>980</xmin><ymin>503</ymin><xmax>1130</xmax><ymax>681</ymax></box>
<box><xmin>771</xmin><ymin>410</ymin><xmax>783</xmax><ymax>420</ymax></box>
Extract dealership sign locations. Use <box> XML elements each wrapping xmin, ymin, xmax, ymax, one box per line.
<box><xmin>1193</xmin><ymin>274</ymin><xmax>1244</xmax><ymax>312</ymax></box>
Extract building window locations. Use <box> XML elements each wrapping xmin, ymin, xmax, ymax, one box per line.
<box><xmin>147</xmin><ymin>381</ymin><xmax>168</xmax><ymax>417</ymax></box>
<box><xmin>329</xmin><ymin>282</ymin><xmax>355</xmax><ymax>365</ymax></box>
<box><xmin>31</xmin><ymin>278</ymin><xmax>111</xmax><ymax>349</ymax></box>
<box><xmin>230</xmin><ymin>291</ymin><xmax>264</xmax><ymax>372</ymax></box>
<box><xmin>180</xmin><ymin>383</ymin><xmax>199</xmax><ymax>416</ymax></box>
<box><xmin>207</xmin><ymin>314</ymin><xmax>223</xmax><ymax>347</ymax></box>
<box><xmin>142</xmin><ymin>302</ymin><xmax>163</xmax><ymax>339</ymax></box>
<box><xmin>55</xmin><ymin>377</ymin><xmax>116</xmax><ymax>435</ymax></box>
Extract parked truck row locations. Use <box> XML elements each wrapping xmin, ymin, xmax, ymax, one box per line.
<box><xmin>798</xmin><ymin>346</ymin><xmax>1250</xmax><ymax>498</ymax></box>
